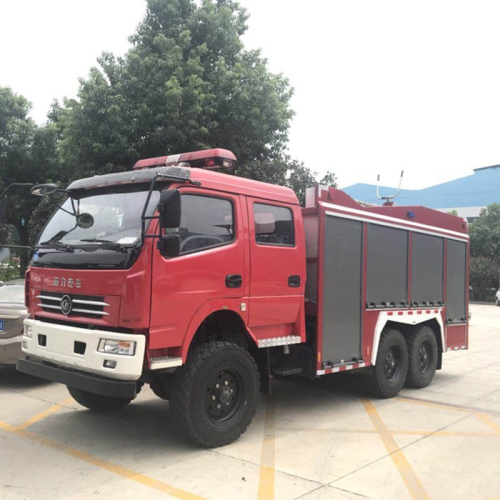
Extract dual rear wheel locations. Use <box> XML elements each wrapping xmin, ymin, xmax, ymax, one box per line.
<box><xmin>369</xmin><ymin>325</ymin><xmax>438</xmax><ymax>398</ymax></box>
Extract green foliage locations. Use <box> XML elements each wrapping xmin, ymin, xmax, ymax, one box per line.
<box><xmin>0</xmin><ymin>256</ymin><xmax>21</xmax><ymax>282</ymax></box>
<box><xmin>0</xmin><ymin>87</ymin><xmax>63</xmax><ymax>256</ymax></box>
<box><xmin>56</xmin><ymin>0</ymin><xmax>327</xmax><ymax>197</ymax></box>
<box><xmin>469</xmin><ymin>203</ymin><xmax>500</xmax><ymax>262</ymax></box>
<box><xmin>447</xmin><ymin>209</ymin><xmax>459</xmax><ymax>216</ymax></box>
<box><xmin>237</xmin><ymin>153</ymin><xmax>337</xmax><ymax>205</ymax></box>
<box><xmin>319</xmin><ymin>171</ymin><xmax>338</xmax><ymax>188</ymax></box>
<box><xmin>27</xmin><ymin>191</ymin><xmax>66</xmax><ymax>246</ymax></box>
<box><xmin>469</xmin><ymin>256</ymin><xmax>500</xmax><ymax>302</ymax></box>
<box><xmin>468</xmin><ymin>204</ymin><xmax>500</xmax><ymax>301</ymax></box>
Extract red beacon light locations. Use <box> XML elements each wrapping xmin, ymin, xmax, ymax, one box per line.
<box><xmin>133</xmin><ymin>148</ymin><xmax>237</xmax><ymax>171</ymax></box>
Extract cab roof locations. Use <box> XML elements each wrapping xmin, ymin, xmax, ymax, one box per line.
<box><xmin>66</xmin><ymin>166</ymin><xmax>299</xmax><ymax>206</ymax></box>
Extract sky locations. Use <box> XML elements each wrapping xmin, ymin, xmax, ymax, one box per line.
<box><xmin>1</xmin><ymin>0</ymin><xmax>500</xmax><ymax>191</ymax></box>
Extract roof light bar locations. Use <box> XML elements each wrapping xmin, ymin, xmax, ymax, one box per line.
<box><xmin>133</xmin><ymin>148</ymin><xmax>237</xmax><ymax>171</ymax></box>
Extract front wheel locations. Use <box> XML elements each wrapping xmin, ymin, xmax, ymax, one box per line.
<box><xmin>67</xmin><ymin>386</ymin><xmax>133</xmax><ymax>412</ymax></box>
<box><xmin>170</xmin><ymin>341</ymin><xmax>260</xmax><ymax>448</ymax></box>
<box><xmin>405</xmin><ymin>325</ymin><xmax>438</xmax><ymax>389</ymax></box>
<box><xmin>368</xmin><ymin>329</ymin><xmax>408</xmax><ymax>398</ymax></box>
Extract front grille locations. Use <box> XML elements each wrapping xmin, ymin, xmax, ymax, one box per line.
<box><xmin>36</xmin><ymin>291</ymin><xmax>110</xmax><ymax>319</ymax></box>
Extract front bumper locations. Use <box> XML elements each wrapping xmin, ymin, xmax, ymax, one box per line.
<box><xmin>22</xmin><ymin>318</ymin><xmax>146</xmax><ymax>381</ymax></box>
<box><xmin>0</xmin><ymin>334</ymin><xmax>22</xmax><ymax>365</ymax></box>
<box><xmin>17</xmin><ymin>357</ymin><xmax>138</xmax><ymax>398</ymax></box>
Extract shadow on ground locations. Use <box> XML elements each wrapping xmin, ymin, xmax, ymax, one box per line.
<box><xmin>0</xmin><ymin>365</ymin><xmax>54</xmax><ymax>390</ymax></box>
<box><xmin>19</xmin><ymin>372</ymin><xmax>383</xmax><ymax>457</ymax></box>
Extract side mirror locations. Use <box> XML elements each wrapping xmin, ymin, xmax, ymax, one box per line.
<box><xmin>157</xmin><ymin>189</ymin><xmax>181</xmax><ymax>229</ymax></box>
<box><xmin>31</xmin><ymin>183</ymin><xmax>58</xmax><ymax>197</ymax></box>
<box><xmin>157</xmin><ymin>234</ymin><xmax>180</xmax><ymax>258</ymax></box>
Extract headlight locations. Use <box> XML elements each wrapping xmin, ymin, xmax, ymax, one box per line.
<box><xmin>23</xmin><ymin>324</ymin><xmax>33</xmax><ymax>339</ymax></box>
<box><xmin>97</xmin><ymin>339</ymin><xmax>136</xmax><ymax>356</ymax></box>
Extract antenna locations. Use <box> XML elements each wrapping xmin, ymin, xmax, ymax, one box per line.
<box><xmin>376</xmin><ymin>170</ymin><xmax>404</xmax><ymax>206</ymax></box>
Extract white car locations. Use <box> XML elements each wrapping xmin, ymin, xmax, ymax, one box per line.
<box><xmin>0</xmin><ymin>279</ymin><xmax>27</xmax><ymax>365</ymax></box>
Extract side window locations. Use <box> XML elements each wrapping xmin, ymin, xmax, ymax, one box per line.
<box><xmin>175</xmin><ymin>195</ymin><xmax>234</xmax><ymax>254</ymax></box>
<box><xmin>254</xmin><ymin>203</ymin><xmax>295</xmax><ymax>246</ymax></box>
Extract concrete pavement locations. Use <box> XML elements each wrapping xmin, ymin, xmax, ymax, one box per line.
<box><xmin>1</xmin><ymin>303</ymin><xmax>499</xmax><ymax>499</ymax></box>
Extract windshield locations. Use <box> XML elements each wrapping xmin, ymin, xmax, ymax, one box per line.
<box><xmin>38</xmin><ymin>189</ymin><xmax>160</xmax><ymax>247</ymax></box>
<box><xmin>0</xmin><ymin>284</ymin><xmax>24</xmax><ymax>303</ymax></box>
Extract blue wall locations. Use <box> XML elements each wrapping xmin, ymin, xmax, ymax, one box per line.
<box><xmin>343</xmin><ymin>165</ymin><xmax>500</xmax><ymax>208</ymax></box>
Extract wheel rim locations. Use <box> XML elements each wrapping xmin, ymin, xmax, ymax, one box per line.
<box><xmin>384</xmin><ymin>346</ymin><xmax>402</xmax><ymax>382</ymax></box>
<box><xmin>418</xmin><ymin>341</ymin><xmax>432</xmax><ymax>374</ymax></box>
<box><xmin>204</xmin><ymin>368</ymin><xmax>244</xmax><ymax>425</ymax></box>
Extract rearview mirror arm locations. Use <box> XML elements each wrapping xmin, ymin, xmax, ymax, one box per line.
<box><xmin>140</xmin><ymin>175</ymin><xmax>162</xmax><ymax>243</ymax></box>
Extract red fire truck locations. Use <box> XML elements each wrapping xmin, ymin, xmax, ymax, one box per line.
<box><xmin>17</xmin><ymin>149</ymin><xmax>469</xmax><ymax>447</ymax></box>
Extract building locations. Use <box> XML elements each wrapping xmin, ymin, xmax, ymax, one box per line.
<box><xmin>342</xmin><ymin>165</ymin><xmax>500</xmax><ymax>222</ymax></box>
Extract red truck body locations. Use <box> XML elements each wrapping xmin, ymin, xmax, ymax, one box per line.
<box><xmin>18</xmin><ymin>148</ymin><xmax>469</xmax><ymax>446</ymax></box>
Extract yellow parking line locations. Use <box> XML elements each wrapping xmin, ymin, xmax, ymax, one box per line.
<box><xmin>258</xmin><ymin>394</ymin><xmax>276</xmax><ymax>500</ymax></box>
<box><xmin>268</xmin><ymin>427</ymin><xmax>500</xmax><ymax>438</ymax></box>
<box><xmin>393</xmin><ymin>430</ymin><xmax>499</xmax><ymax>438</ymax></box>
<box><xmin>476</xmin><ymin>414</ymin><xmax>500</xmax><ymax>435</ymax></box>
<box><xmin>362</xmin><ymin>399</ymin><xmax>430</xmax><ymax>500</ymax></box>
<box><xmin>16</xmin><ymin>397</ymin><xmax>74</xmax><ymax>431</ymax></box>
<box><xmin>0</xmin><ymin>420</ymin><xmax>206</xmax><ymax>500</ymax></box>
<box><xmin>396</xmin><ymin>397</ymin><xmax>472</xmax><ymax>414</ymax></box>
<box><xmin>396</xmin><ymin>396</ymin><xmax>500</xmax><ymax>419</ymax></box>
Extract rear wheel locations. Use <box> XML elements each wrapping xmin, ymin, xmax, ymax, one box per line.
<box><xmin>67</xmin><ymin>386</ymin><xmax>133</xmax><ymax>412</ymax></box>
<box><xmin>405</xmin><ymin>325</ymin><xmax>438</xmax><ymax>388</ymax></box>
<box><xmin>170</xmin><ymin>341</ymin><xmax>260</xmax><ymax>448</ymax></box>
<box><xmin>368</xmin><ymin>329</ymin><xmax>408</xmax><ymax>398</ymax></box>
<box><xmin>496</xmin><ymin>297</ymin><xmax>499</xmax><ymax>306</ymax></box>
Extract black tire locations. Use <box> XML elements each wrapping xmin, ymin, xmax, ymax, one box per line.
<box><xmin>496</xmin><ymin>298</ymin><xmax>499</xmax><ymax>307</ymax></box>
<box><xmin>150</xmin><ymin>377</ymin><xmax>170</xmax><ymax>401</ymax></box>
<box><xmin>405</xmin><ymin>325</ymin><xmax>438</xmax><ymax>389</ymax></box>
<box><xmin>67</xmin><ymin>386</ymin><xmax>133</xmax><ymax>412</ymax></box>
<box><xmin>368</xmin><ymin>328</ymin><xmax>408</xmax><ymax>398</ymax></box>
<box><xmin>170</xmin><ymin>341</ymin><xmax>260</xmax><ymax>448</ymax></box>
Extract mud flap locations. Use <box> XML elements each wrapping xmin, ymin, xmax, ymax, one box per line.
<box><xmin>253</xmin><ymin>347</ymin><xmax>271</xmax><ymax>395</ymax></box>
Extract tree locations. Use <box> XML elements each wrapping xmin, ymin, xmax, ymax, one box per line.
<box><xmin>27</xmin><ymin>191</ymin><xmax>66</xmax><ymax>246</ymax></box>
<box><xmin>56</xmin><ymin>0</ymin><xmax>333</xmax><ymax>198</ymax></box>
<box><xmin>57</xmin><ymin>0</ymin><xmax>292</xmax><ymax>177</ymax></box>
<box><xmin>469</xmin><ymin>203</ymin><xmax>500</xmax><ymax>262</ymax></box>
<box><xmin>0</xmin><ymin>86</ymin><xmax>62</xmax><ymax>270</ymax></box>
<box><xmin>469</xmin><ymin>257</ymin><xmax>500</xmax><ymax>302</ymax></box>
<box><xmin>237</xmin><ymin>153</ymin><xmax>337</xmax><ymax>205</ymax></box>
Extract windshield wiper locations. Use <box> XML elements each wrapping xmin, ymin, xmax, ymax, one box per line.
<box><xmin>38</xmin><ymin>241</ymin><xmax>74</xmax><ymax>253</ymax></box>
<box><xmin>79</xmin><ymin>238</ymin><xmax>127</xmax><ymax>252</ymax></box>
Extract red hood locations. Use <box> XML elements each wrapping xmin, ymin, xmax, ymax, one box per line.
<box><xmin>28</xmin><ymin>247</ymin><xmax>152</xmax><ymax>330</ymax></box>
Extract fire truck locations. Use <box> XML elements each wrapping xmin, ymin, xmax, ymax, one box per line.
<box><xmin>17</xmin><ymin>149</ymin><xmax>469</xmax><ymax>447</ymax></box>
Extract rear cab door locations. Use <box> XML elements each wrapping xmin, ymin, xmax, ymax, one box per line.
<box><xmin>245</xmin><ymin>197</ymin><xmax>305</xmax><ymax>341</ymax></box>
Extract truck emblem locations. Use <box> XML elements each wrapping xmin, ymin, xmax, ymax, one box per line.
<box><xmin>60</xmin><ymin>295</ymin><xmax>72</xmax><ymax>315</ymax></box>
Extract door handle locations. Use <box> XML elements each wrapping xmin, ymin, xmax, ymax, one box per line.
<box><xmin>226</xmin><ymin>274</ymin><xmax>243</xmax><ymax>288</ymax></box>
<box><xmin>288</xmin><ymin>275</ymin><xmax>301</xmax><ymax>287</ymax></box>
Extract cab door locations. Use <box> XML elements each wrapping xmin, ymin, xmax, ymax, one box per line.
<box><xmin>149</xmin><ymin>189</ymin><xmax>248</xmax><ymax>350</ymax></box>
<box><xmin>246</xmin><ymin>198</ymin><xmax>305</xmax><ymax>340</ymax></box>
